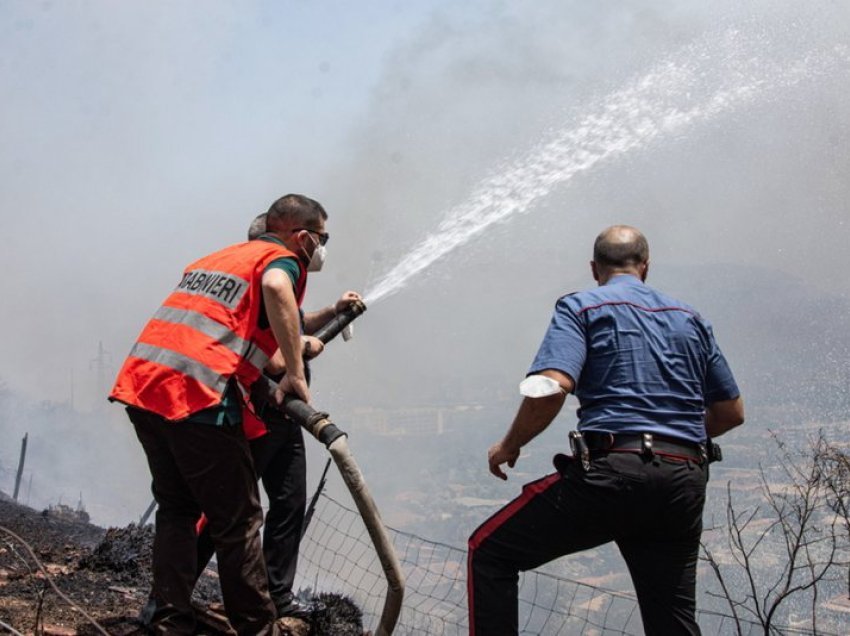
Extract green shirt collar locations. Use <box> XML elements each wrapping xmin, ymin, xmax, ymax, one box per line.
<box><xmin>257</xmin><ymin>234</ymin><xmax>285</xmax><ymax>246</ymax></box>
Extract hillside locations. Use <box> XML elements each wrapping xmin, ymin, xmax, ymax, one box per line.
<box><xmin>0</xmin><ymin>494</ymin><xmax>149</xmax><ymax>635</ymax></box>
<box><xmin>0</xmin><ymin>495</ymin><xmax>335</xmax><ymax>636</ymax></box>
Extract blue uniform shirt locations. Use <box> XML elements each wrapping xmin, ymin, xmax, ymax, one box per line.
<box><xmin>529</xmin><ymin>274</ymin><xmax>739</xmax><ymax>444</ymax></box>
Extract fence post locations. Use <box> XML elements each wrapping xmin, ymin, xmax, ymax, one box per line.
<box><xmin>12</xmin><ymin>433</ymin><xmax>27</xmax><ymax>502</ymax></box>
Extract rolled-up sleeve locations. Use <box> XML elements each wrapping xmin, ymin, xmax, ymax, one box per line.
<box><xmin>702</xmin><ymin>322</ymin><xmax>740</xmax><ymax>404</ymax></box>
<box><xmin>528</xmin><ymin>296</ymin><xmax>586</xmax><ymax>383</ymax></box>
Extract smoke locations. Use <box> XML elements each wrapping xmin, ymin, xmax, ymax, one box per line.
<box><xmin>363</xmin><ymin>28</ymin><xmax>847</xmax><ymax>305</ymax></box>
<box><xmin>2</xmin><ymin>0</ymin><xmax>850</xmax><ymax>533</ymax></box>
<box><xmin>314</xmin><ymin>1</ymin><xmax>850</xmax><ymax>412</ymax></box>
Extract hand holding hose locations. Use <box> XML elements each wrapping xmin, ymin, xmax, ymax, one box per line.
<box><xmin>334</xmin><ymin>291</ymin><xmax>363</xmax><ymax>314</ymax></box>
<box><xmin>276</xmin><ymin>372</ymin><xmax>310</xmax><ymax>405</ymax></box>
<box><xmin>302</xmin><ymin>335</ymin><xmax>325</xmax><ymax>360</ymax></box>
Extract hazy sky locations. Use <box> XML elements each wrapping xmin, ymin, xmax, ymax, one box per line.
<box><xmin>1</xmin><ymin>0</ymin><xmax>462</xmax><ymax>404</ymax></box>
<box><xmin>2</xmin><ymin>0</ymin><xmax>850</xmax><ymax>529</ymax></box>
<box><xmin>2</xmin><ymin>0</ymin><xmax>849</xmax><ymax>414</ymax></box>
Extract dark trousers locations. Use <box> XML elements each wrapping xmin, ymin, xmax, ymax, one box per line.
<box><xmin>252</xmin><ymin>421</ymin><xmax>307</xmax><ymax>604</ymax></box>
<box><xmin>197</xmin><ymin>420</ymin><xmax>307</xmax><ymax>607</ymax></box>
<box><xmin>468</xmin><ymin>452</ymin><xmax>707</xmax><ymax>636</ymax></box>
<box><xmin>129</xmin><ymin>408</ymin><xmax>277</xmax><ymax>636</ymax></box>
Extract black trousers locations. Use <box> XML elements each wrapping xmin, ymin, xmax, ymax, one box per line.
<box><xmin>197</xmin><ymin>419</ymin><xmax>307</xmax><ymax>606</ymax></box>
<box><xmin>129</xmin><ymin>408</ymin><xmax>278</xmax><ymax>636</ymax></box>
<box><xmin>251</xmin><ymin>421</ymin><xmax>307</xmax><ymax>603</ymax></box>
<box><xmin>468</xmin><ymin>452</ymin><xmax>707</xmax><ymax>636</ymax></box>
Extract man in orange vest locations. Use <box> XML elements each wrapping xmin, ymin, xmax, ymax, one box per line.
<box><xmin>191</xmin><ymin>213</ymin><xmax>361</xmax><ymax>619</ymax></box>
<box><xmin>111</xmin><ymin>194</ymin><xmax>330</xmax><ymax>635</ymax></box>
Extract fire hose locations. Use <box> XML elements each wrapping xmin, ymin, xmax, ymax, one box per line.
<box><xmin>258</xmin><ymin>300</ymin><xmax>405</xmax><ymax>636</ymax></box>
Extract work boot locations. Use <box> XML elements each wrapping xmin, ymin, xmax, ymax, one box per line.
<box><xmin>274</xmin><ymin>591</ymin><xmax>322</xmax><ymax>620</ymax></box>
<box><xmin>137</xmin><ymin>596</ymin><xmax>156</xmax><ymax>631</ymax></box>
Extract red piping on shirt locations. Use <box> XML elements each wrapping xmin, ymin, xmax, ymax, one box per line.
<box><xmin>576</xmin><ymin>300</ymin><xmax>696</xmax><ymax>316</ymax></box>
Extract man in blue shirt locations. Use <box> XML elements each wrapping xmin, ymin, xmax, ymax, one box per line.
<box><xmin>468</xmin><ymin>225</ymin><xmax>744</xmax><ymax>636</ymax></box>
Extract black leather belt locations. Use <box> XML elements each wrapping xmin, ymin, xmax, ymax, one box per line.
<box><xmin>582</xmin><ymin>432</ymin><xmax>705</xmax><ymax>462</ymax></box>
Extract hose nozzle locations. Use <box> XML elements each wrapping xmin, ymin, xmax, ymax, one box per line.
<box><xmin>313</xmin><ymin>299</ymin><xmax>367</xmax><ymax>344</ymax></box>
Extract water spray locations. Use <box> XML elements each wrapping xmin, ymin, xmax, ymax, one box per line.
<box><xmin>363</xmin><ymin>32</ymin><xmax>850</xmax><ymax>306</ymax></box>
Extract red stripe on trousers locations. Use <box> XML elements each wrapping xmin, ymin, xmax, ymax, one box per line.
<box><xmin>467</xmin><ymin>473</ymin><xmax>561</xmax><ymax>636</ymax></box>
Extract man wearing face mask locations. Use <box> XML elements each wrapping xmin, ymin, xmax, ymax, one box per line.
<box><xmin>111</xmin><ymin>194</ymin><xmax>331</xmax><ymax>635</ymax></box>
<box><xmin>191</xmin><ymin>210</ymin><xmax>361</xmax><ymax>620</ymax></box>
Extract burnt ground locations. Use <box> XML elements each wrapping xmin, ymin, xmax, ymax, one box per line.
<box><xmin>0</xmin><ymin>496</ymin><xmax>364</xmax><ymax>636</ymax></box>
<box><xmin>0</xmin><ymin>495</ymin><xmax>147</xmax><ymax>634</ymax></box>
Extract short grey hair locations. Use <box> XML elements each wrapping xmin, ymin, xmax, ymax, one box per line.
<box><xmin>247</xmin><ymin>213</ymin><xmax>267</xmax><ymax>240</ymax></box>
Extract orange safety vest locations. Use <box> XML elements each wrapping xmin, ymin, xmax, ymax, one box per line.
<box><xmin>110</xmin><ymin>239</ymin><xmax>307</xmax><ymax>421</ymax></box>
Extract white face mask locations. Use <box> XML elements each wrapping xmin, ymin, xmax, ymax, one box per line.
<box><xmin>307</xmin><ymin>243</ymin><xmax>326</xmax><ymax>272</ymax></box>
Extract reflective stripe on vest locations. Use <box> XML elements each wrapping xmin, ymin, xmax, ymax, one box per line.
<box><xmin>128</xmin><ymin>342</ymin><xmax>229</xmax><ymax>395</ymax></box>
<box><xmin>152</xmin><ymin>305</ymin><xmax>250</xmax><ymax>357</ymax></box>
<box><xmin>243</xmin><ymin>341</ymin><xmax>271</xmax><ymax>373</ymax></box>
<box><xmin>151</xmin><ymin>305</ymin><xmax>271</xmax><ymax>379</ymax></box>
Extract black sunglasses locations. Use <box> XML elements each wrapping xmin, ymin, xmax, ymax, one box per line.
<box><xmin>292</xmin><ymin>228</ymin><xmax>329</xmax><ymax>246</ymax></box>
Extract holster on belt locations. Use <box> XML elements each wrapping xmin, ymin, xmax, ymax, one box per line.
<box><xmin>568</xmin><ymin>431</ymin><xmax>591</xmax><ymax>472</ymax></box>
<box><xmin>553</xmin><ymin>432</ymin><xmax>592</xmax><ymax>475</ymax></box>
<box><xmin>706</xmin><ymin>441</ymin><xmax>723</xmax><ymax>463</ymax></box>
